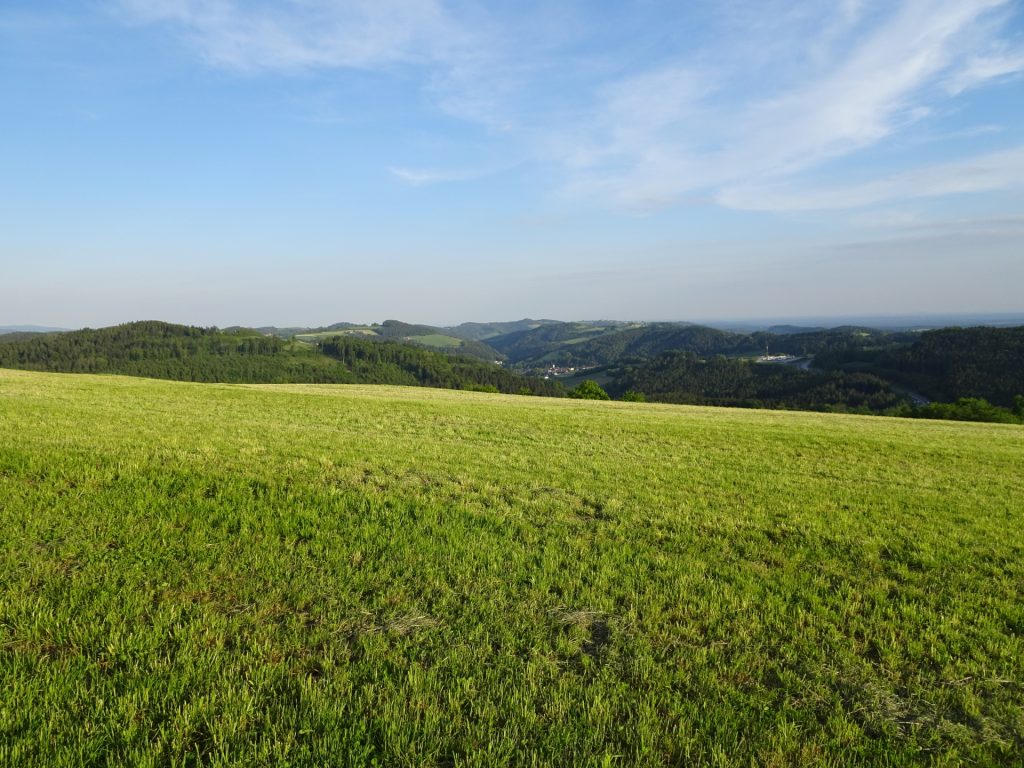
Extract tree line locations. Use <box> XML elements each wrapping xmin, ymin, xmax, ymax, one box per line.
<box><xmin>0</xmin><ymin>322</ymin><xmax>561</xmax><ymax>394</ymax></box>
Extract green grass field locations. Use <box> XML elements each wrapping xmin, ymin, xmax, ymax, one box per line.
<box><xmin>294</xmin><ymin>329</ymin><xmax>380</xmax><ymax>341</ymax></box>
<box><xmin>293</xmin><ymin>330</ymin><xmax>465</xmax><ymax>350</ymax></box>
<box><xmin>1</xmin><ymin>369</ymin><xmax>1021</xmax><ymax>766</ymax></box>
<box><xmin>403</xmin><ymin>334</ymin><xmax>466</xmax><ymax>349</ymax></box>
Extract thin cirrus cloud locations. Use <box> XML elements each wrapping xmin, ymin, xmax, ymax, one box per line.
<box><xmin>563</xmin><ymin>0</ymin><xmax>1024</xmax><ymax>211</ymax></box>
<box><xmin>111</xmin><ymin>0</ymin><xmax>464</xmax><ymax>71</ymax></box>
<box><xmin>109</xmin><ymin>0</ymin><xmax>541</xmax><ymax>132</ymax></box>
<box><xmin>111</xmin><ymin>0</ymin><xmax>1024</xmax><ymax>212</ymax></box>
<box><xmin>718</xmin><ymin>145</ymin><xmax>1024</xmax><ymax>212</ymax></box>
<box><xmin>946</xmin><ymin>50</ymin><xmax>1024</xmax><ymax>93</ymax></box>
<box><xmin>389</xmin><ymin>166</ymin><xmax>491</xmax><ymax>186</ymax></box>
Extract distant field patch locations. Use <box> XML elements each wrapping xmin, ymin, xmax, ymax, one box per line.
<box><xmin>295</xmin><ymin>328</ymin><xmax>380</xmax><ymax>341</ymax></box>
<box><xmin>405</xmin><ymin>333</ymin><xmax>464</xmax><ymax>348</ymax></box>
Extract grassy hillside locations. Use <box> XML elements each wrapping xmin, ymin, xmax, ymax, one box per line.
<box><xmin>1</xmin><ymin>370</ymin><xmax>1022</xmax><ymax>766</ymax></box>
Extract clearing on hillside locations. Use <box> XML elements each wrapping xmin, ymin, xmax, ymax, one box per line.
<box><xmin>0</xmin><ymin>369</ymin><xmax>1021</xmax><ymax>766</ymax></box>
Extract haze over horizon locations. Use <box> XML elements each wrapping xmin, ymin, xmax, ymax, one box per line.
<box><xmin>3</xmin><ymin>1</ymin><xmax>1024</xmax><ymax>328</ymax></box>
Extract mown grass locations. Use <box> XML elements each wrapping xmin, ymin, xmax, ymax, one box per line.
<box><xmin>0</xmin><ymin>369</ymin><xmax>1021</xmax><ymax>766</ymax></box>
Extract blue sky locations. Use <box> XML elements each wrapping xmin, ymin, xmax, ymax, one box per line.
<box><xmin>2</xmin><ymin>0</ymin><xmax>1023</xmax><ymax>327</ymax></box>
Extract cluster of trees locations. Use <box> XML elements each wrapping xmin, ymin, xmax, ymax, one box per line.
<box><xmin>895</xmin><ymin>397</ymin><xmax>1024</xmax><ymax>425</ymax></box>
<box><xmin>317</xmin><ymin>337</ymin><xmax>561</xmax><ymax>395</ymax></box>
<box><xmin>565</xmin><ymin>380</ymin><xmax>646</xmax><ymax>401</ymax></box>
<box><xmin>567</xmin><ymin>380</ymin><xmax>611</xmax><ymax>400</ymax></box>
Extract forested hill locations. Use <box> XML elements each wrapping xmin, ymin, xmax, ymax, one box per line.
<box><xmin>446</xmin><ymin>318</ymin><xmax>562</xmax><ymax>341</ymax></box>
<box><xmin>0</xmin><ymin>331</ymin><xmax>51</xmax><ymax>343</ymax></box>
<box><xmin>0</xmin><ymin>321</ymin><xmax>562</xmax><ymax>396</ymax></box>
<box><xmin>486</xmin><ymin>321</ymin><xmax>637</xmax><ymax>364</ymax></box>
<box><xmin>610</xmin><ymin>352</ymin><xmax>906</xmax><ymax>412</ymax></box>
<box><xmin>487</xmin><ymin>322</ymin><xmax>911</xmax><ymax>368</ymax></box>
<box><xmin>599</xmin><ymin>325</ymin><xmax>1024</xmax><ymax>419</ymax></box>
<box><xmin>816</xmin><ymin>326</ymin><xmax>1024</xmax><ymax>408</ymax></box>
<box><xmin>536</xmin><ymin>323</ymin><xmax>758</xmax><ymax>367</ymax></box>
<box><xmin>276</xmin><ymin>320</ymin><xmax>505</xmax><ymax>362</ymax></box>
<box><xmin>888</xmin><ymin>327</ymin><xmax>1024</xmax><ymax>406</ymax></box>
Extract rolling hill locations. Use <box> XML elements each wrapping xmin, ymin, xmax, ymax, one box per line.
<box><xmin>293</xmin><ymin>320</ymin><xmax>505</xmax><ymax>362</ymax></box>
<box><xmin>0</xmin><ymin>331</ymin><xmax>56</xmax><ymax>343</ymax></box>
<box><xmin>485</xmin><ymin>321</ymin><xmax>639</xmax><ymax>364</ymax></box>
<box><xmin>532</xmin><ymin>323</ymin><xmax>757</xmax><ymax>367</ymax></box>
<box><xmin>445</xmin><ymin>318</ymin><xmax>563</xmax><ymax>341</ymax></box>
<box><xmin>489</xmin><ymin>322</ymin><xmax>914</xmax><ymax>370</ymax></box>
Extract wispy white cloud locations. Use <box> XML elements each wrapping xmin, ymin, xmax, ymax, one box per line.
<box><xmin>946</xmin><ymin>50</ymin><xmax>1024</xmax><ymax>93</ymax></box>
<box><xmin>110</xmin><ymin>1</ymin><xmax>1024</xmax><ymax>211</ymax></box>
<box><xmin>718</xmin><ymin>145</ymin><xmax>1024</xmax><ymax>211</ymax></box>
<box><xmin>109</xmin><ymin>0</ymin><xmax>568</xmax><ymax>133</ymax></box>
<box><xmin>111</xmin><ymin>0</ymin><xmax>463</xmax><ymax>71</ymax></box>
<box><xmin>561</xmin><ymin>67</ymin><xmax>716</xmax><ymax>170</ymax></box>
<box><xmin>860</xmin><ymin>211</ymin><xmax>1024</xmax><ymax>236</ymax></box>
<box><xmin>389</xmin><ymin>165</ymin><xmax>492</xmax><ymax>186</ymax></box>
<box><xmin>561</xmin><ymin>0</ymin><xmax>1023</xmax><ymax>211</ymax></box>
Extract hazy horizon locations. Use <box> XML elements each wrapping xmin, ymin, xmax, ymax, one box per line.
<box><xmin>5</xmin><ymin>311</ymin><xmax>1024</xmax><ymax>336</ymax></box>
<box><xmin>3</xmin><ymin>2</ymin><xmax>1023</xmax><ymax>325</ymax></box>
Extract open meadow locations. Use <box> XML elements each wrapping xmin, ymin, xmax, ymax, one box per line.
<box><xmin>0</xmin><ymin>369</ymin><xmax>1021</xmax><ymax>766</ymax></box>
